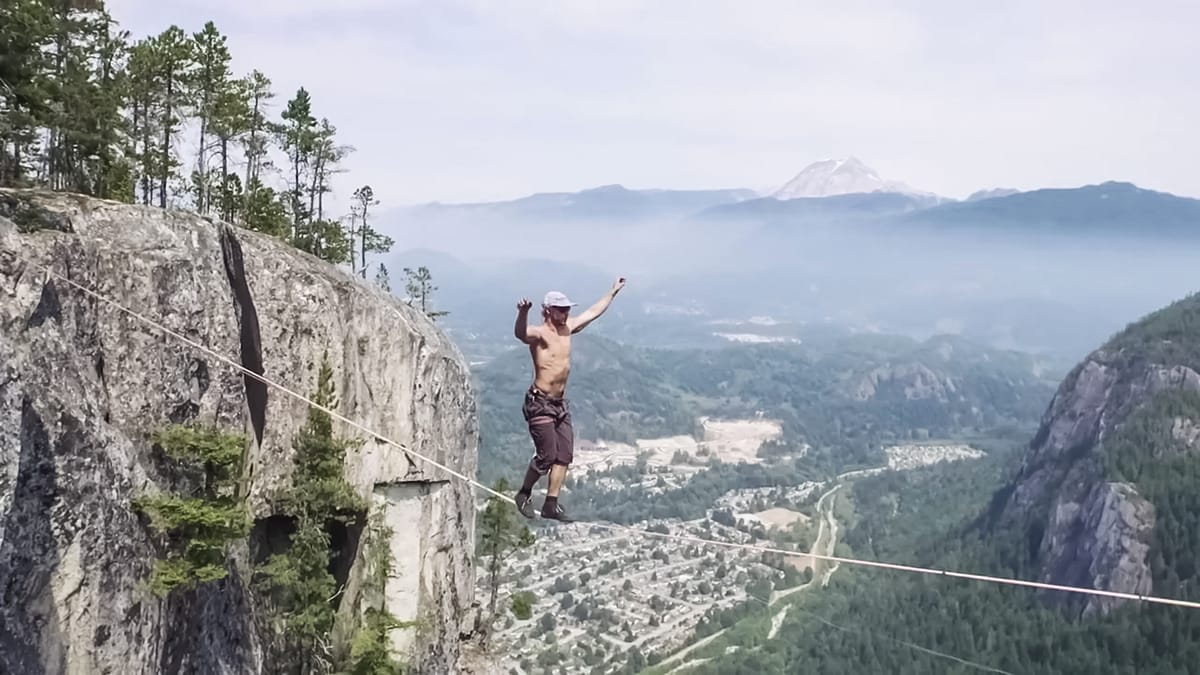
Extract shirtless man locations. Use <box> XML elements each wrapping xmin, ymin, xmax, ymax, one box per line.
<box><xmin>512</xmin><ymin>277</ymin><xmax>626</xmax><ymax>521</ymax></box>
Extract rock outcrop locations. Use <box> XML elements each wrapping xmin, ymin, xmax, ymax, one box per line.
<box><xmin>990</xmin><ymin>292</ymin><xmax>1200</xmax><ymax>617</ymax></box>
<box><xmin>850</xmin><ymin>362</ymin><xmax>957</xmax><ymax>402</ymax></box>
<box><xmin>0</xmin><ymin>189</ymin><xmax>480</xmax><ymax>673</ymax></box>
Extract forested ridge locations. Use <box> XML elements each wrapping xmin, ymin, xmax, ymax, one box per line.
<box><xmin>1097</xmin><ymin>293</ymin><xmax>1200</xmax><ymax>604</ymax></box>
<box><xmin>0</xmin><ymin>0</ymin><xmax>412</xmax><ymax>289</ymax></box>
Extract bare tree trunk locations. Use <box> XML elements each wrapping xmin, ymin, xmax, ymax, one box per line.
<box><xmin>197</xmin><ymin>115</ymin><xmax>207</xmax><ymax>213</ymax></box>
<box><xmin>348</xmin><ymin>209</ymin><xmax>359</xmax><ymax>276</ymax></box>
<box><xmin>160</xmin><ymin>77</ymin><xmax>172</xmax><ymax>209</ymax></box>
<box><xmin>358</xmin><ymin>201</ymin><xmax>368</xmax><ymax>279</ymax></box>
<box><xmin>140</xmin><ymin>107</ymin><xmax>152</xmax><ymax>205</ymax></box>
<box><xmin>220</xmin><ymin>136</ymin><xmax>229</xmax><ymax>221</ymax></box>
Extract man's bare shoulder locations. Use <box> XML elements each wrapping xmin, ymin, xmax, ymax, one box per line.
<box><xmin>520</xmin><ymin>324</ymin><xmax>547</xmax><ymax>345</ymax></box>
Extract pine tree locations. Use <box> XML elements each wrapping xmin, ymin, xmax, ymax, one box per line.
<box><xmin>478</xmin><ymin>478</ymin><xmax>535</xmax><ymax>643</ymax></box>
<box><xmin>309</xmin><ymin>117</ymin><xmax>351</xmax><ymax>223</ymax></box>
<box><xmin>32</xmin><ymin>0</ymin><xmax>130</xmax><ymax>195</ymax></box>
<box><xmin>241</xmin><ymin>69</ymin><xmax>273</xmax><ymax>191</ymax></box>
<box><xmin>124</xmin><ymin>37</ymin><xmax>159</xmax><ymax>205</ymax></box>
<box><xmin>278</xmin><ymin>86</ymin><xmax>316</xmax><ymax>235</ymax></box>
<box><xmin>296</xmin><ymin>117</ymin><xmax>353</xmax><ymax>264</ymax></box>
<box><xmin>188</xmin><ymin>20</ymin><xmax>232</xmax><ymax>215</ymax></box>
<box><xmin>210</xmin><ymin>74</ymin><xmax>250</xmax><ymax>222</ymax></box>
<box><xmin>350</xmin><ymin>185</ymin><xmax>393</xmax><ymax>278</ymax></box>
<box><xmin>90</xmin><ymin>13</ymin><xmax>134</xmax><ymax>202</ymax></box>
<box><xmin>240</xmin><ymin>177</ymin><xmax>290</xmax><ymax>237</ymax></box>
<box><xmin>403</xmin><ymin>265</ymin><xmax>448</xmax><ymax>320</ymax></box>
<box><xmin>374</xmin><ymin>263</ymin><xmax>391</xmax><ymax>292</ymax></box>
<box><xmin>303</xmin><ymin>218</ymin><xmax>352</xmax><ymax>265</ymax></box>
<box><xmin>256</xmin><ymin>350</ymin><xmax>366</xmax><ymax>675</ymax></box>
<box><xmin>0</xmin><ymin>0</ymin><xmax>54</xmax><ymax>187</ymax></box>
<box><xmin>42</xmin><ymin>0</ymin><xmax>82</xmax><ymax>190</ymax></box>
<box><xmin>132</xmin><ymin>424</ymin><xmax>250</xmax><ymax>596</ymax></box>
<box><xmin>237</xmin><ymin>69</ymin><xmax>281</xmax><ymax>232</ymax></box>
<box><xmin>147</xmin><ymin>25</ymin><xmax>195</xmax><ymax>208</ymax></box>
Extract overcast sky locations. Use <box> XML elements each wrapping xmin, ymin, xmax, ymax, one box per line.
<box><xmin>106</xmin><ymin>0</ymin><xmax>1200</xmax><ymax>210</ymax></box>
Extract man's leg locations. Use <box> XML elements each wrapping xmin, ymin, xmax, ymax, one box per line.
<box><xmin>541</xmin><ymin>409</ymin><xmax>575</xmax><ymax>522</ymax></box>
<box><xmin>541</xmin><ymin>464</ymin><xmax>570</xmax><ymax>521</ymax></box>
<box><xmin>546</xmin><ymin>464</ymin><xmax>568</xmax><ymax>498</ymax></box>
<box><xmin>516</xmin><ymin>416</ymin><xmax>555</xmax><ymax>518</ymax></box>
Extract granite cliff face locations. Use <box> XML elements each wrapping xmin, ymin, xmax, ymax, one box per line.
<box><xmin>991</xmin><ymin>291</ymin><xmax>1200</xmax><ymax>617</ymax></box>
<box><xmin>0</xmin><ymin>189</ymin><xmax>481</xmax><ymax>673</ymax></box>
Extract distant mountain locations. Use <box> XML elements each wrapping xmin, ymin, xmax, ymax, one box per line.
<box><xmin>402</xmin><ymin>184</ymin><xmax>757</xmax><ymax>224</ymax></box>
<box><xmin>693</xmin><ymin>179</ymin><xmax>1200</xmax><ymax>240</ymax></box>
<box><xmin>903</xmin><ymin>181</ymin><xmax>1200</xmax><ymax>238</ymax></box>
<box><xmin>378</xmin><ymin>183</ymin><xmax>758</xmax><ymax>274</ymax></box>
<box><xmin>690</xmin><ymin>190</ymin><xmax>938</xmax><ymax>225</ymax></box>
<box><xmin>773</xmin><ymin>157</ymin><xmax>937</xmax><ymax>200</ymax></box>
<box><xmin>388</xmin><ymin>175</ymin><xmax>1200</xmax><ymax>247</ymax></box>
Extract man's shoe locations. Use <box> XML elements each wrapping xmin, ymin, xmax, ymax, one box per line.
<box><xmin>541</xmin><ymin>500</ymin><xmax>574</xmax><ymax>523</ymax></box>
<box><xmin>515</xmin><ymin>492</ymin><xmax>535</xmax><ymax>520</ymax></box>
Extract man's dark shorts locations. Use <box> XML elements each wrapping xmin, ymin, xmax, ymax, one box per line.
<box><xmin>523</xmin><ymin>386</ymin><xmax>573</xmax><ymax>475</ymax></box>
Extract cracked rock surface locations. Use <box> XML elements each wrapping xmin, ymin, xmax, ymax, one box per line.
<box><xmin>0</xmin><ymin>189</ymin><xmax>480</xmax><ymax>674</ymax></box>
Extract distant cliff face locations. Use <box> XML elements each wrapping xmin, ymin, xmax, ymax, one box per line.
<box><xmin>992</xmin><ymin>292</ymin><xmax>1200</xmax><ymax>617</ymax></box>
<box><xmin>0</xmin><ymin>190</ymin><xmax>480</xmax><ymax>674</ymax></box>
<box><xmin>849</xmin><ymin>363</ymin><xmax>957</xmax><ymax>402</ymax></box>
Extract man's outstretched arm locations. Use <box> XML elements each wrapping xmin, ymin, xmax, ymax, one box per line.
<box><xmin>569</xmin><ymin>277</ymin><xmax>625</xmax><ymax>334</ymax></box>
<box><xmin>515</xmin><ymin>298</ymin><xmax>540</xmax><ymax>344</ymax></box>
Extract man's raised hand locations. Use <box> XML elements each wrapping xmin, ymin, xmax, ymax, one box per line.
<box><xmin>612</xmin><ymin>277</ymin><xmax>626</xmax><ymax>295</ymax></box>
<box><xmin>517</xmin><ymin>298</ymin><xmax>532</xmax><ymax>312</ymax></box>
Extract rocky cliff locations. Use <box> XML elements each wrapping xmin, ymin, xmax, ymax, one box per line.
<box><xmin>0</xmin><ymin>189</ymin><xmax>481</xmax><ymax>673</ymax></box>
<box><xmin>849</xmin><ymin>362</ymin><xmax>957</xmax><ymax>402</ymax></box>
<box><xmin>990</xmin><ymin>290</ymin><xmax>1200</xmax><ymax>617</ymax></box>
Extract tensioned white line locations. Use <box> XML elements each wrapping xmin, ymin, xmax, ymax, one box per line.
<box><xmin>18</xmin><ymin>255</ymin><xmax>1200</xmax><ymax>612</ymax></box>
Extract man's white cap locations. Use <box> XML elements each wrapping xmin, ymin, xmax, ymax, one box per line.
<box><xmin>543</xmin><ymin>291</ymin><xmax>577</xmax><ymax>308</ymax></box>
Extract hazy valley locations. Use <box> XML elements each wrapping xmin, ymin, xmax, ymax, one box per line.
<box><xmin>381</xmin><ymin>163</ymin><xmax>1200</xmax><ymax>368</ymax></box>
<box><xmin>468</xmin><ymin>305</ymin><xmax>1060</xmax><ymax>672</ymax></box>
<box><xmin>467</xmin><ymin>284</ymin><xmax>1200</xmax><ymax>674</ymax></box>
<box><xmin>452</xmin><ymin>161</ymin><xmax>1200</xmax><ymax>674</ymax></box>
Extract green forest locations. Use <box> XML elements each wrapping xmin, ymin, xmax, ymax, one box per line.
<box><xmin>0</xmin><ymin>0</ymin><xmax>447</xmax><ymax>299</ymax></box>
<box><xmin>1101</xmin><ymin>389</ymin><xmax>1200</xmax><ymax>599</ymax></box>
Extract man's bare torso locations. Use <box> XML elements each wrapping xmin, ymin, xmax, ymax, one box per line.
<box><xmin>530</xmin><ymin>325</ymin><xmax>571</xmax><ymax>397</ymax></box>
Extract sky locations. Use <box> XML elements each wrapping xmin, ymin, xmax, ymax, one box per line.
<box><xmin>105</xmin><ymin>0</ymin><xmax>1200</xmax><ymax>212</ymax></box>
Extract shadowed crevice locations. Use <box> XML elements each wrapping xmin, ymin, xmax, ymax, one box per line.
<box><xmin>0</xmin><ymin>399</ymin><xmax>64</xmax><ymax>675</ymax></box>
<box><xmin>26</xmin><ymin>280</ymin><xmax>61</xmax><ymax>328</ymax></box>
<box><xmin>218</xmin><ymin>225</ymin><xmax>267</xmax><ymax>446</ymax></box>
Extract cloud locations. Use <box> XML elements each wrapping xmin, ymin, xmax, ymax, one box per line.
<box><xmin>103</xmin><ymin>0</ymin><xmax>1200</xmax><ymax>211</ymax></box>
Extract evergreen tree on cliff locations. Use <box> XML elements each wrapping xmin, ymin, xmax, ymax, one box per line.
<box><xmin>478</xmin><ymin>478</ymin><xmax>535</xmax><ymax>643</ymax></box>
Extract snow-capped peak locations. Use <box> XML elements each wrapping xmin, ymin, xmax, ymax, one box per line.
<box><xmin>772</xmin><ymin>156</ymin><xmax>933</xmax><ymax>200</ymax></box>
<box><xmin>966</xmin><ymin>187</ymin><xmax>1019</xmax><ymax>202</ymax></box>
